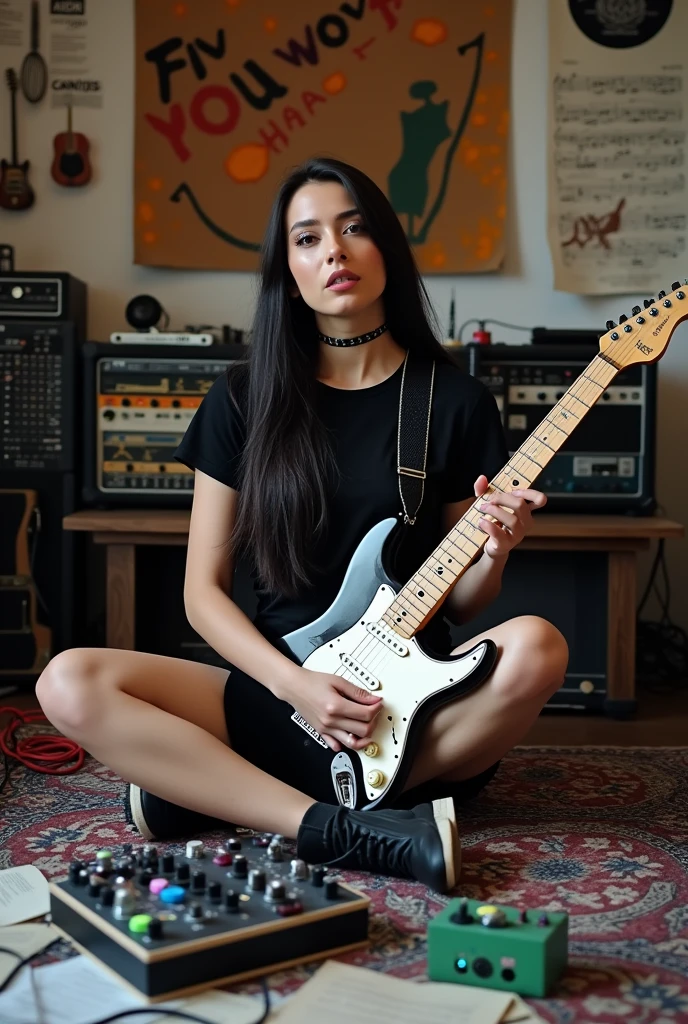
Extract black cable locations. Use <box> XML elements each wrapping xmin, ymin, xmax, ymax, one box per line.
<box><xmin>27</xmin><ymin>506</ymin><xmax>51</xmax><ymax>621</ymax></box>
<box><xmin>457</xmin><ymin>317</ymin><xmax>533</xmax><ymax>343</ymax></box>
<box><xmin>0</xmin><ymin>941</ymin><xmax>61</xmax><ymax>995</ymax></box>
<box><xmin>0</xmin><ymin>943</ymin><xmax>271</xmax><ymax>1024</ymax></box>
<box><xmin>636</xmin><ymin>539</ymin><xmax>688</xmax><ymax>692</ymax></box>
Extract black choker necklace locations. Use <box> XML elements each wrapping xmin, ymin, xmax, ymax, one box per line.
<box><xmin>317</xmin><ymin>323</ymin><xmax>388</xmax><ymax>347</ymax></box>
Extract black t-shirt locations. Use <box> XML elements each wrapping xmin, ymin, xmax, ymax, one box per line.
<box><xmin>174</xmin><ymin>357</ymin><xmax>508</xmax><ymax>654</ymax></box>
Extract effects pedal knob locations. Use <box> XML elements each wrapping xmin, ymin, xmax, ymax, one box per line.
<box><xmin>142</xmin><ymin>844</ymin><xmax>158</xmax><ymax>866</ymax></box>
<box><xmin>69</xmin><ymin>860</ymin><xmax>85</xmax><ymax>884</ymax></box>
<box><xmin>112</xmin><ymin>883</ymin><xmax>137</xmax><ymax>920</ymax></box>
<box><xmin>175</xmin><ymin>863</ymin><xmax>190</xmax><ymax>884</ymax></box>
<box><xmin>208</xmin><ymin>881</ymin><xmax>222</xmax><ymax>901</ymax></box>
<box><xmin>290</xmin><ymin>858</ymin><xmax>309</xmax><ymax>880</ymax></box>
<box><xmin>248</xmin><ymin>868</ymin><xmax>267</xmax><ymax>892</ymax></box>
<box><xmin>101</xmin><ymin>887</ymin><xmax>115</xmax><ymax>907</ymax></box>
<box><xmin>324</xmin><ymin>876</ymin><xmax>340</xmax><ymax>899</ymax></box>
<box><xmin>225</xmin><ymin>838</ymin><xmax>242</xmax><ymax>852</ymax></box>
<box><xmin>186</xmin><ymin>902</ymin><xmax>204</xmax><ymax>921</ymax></box>
<box><xmin>95</xmin><ymin>850</ymin><xmax>114</xmax><ymax>877</ymax></box>
<box><xmin>265</xmin><ymin>879</ymin><xmax>287</xmax><ymax>903</ymax></box>
<box><xmin>311</xmin><ymin>865</ymin><xmax>326</xmax><ymax>887</ymax></box>
<box><xmin>224</xmin><ymin>889</ymin><xmax>240</xmax><ymax>912</ymax></box>
<box><xmin>147</xmin><ymin>917</ymin><xmax>164</xmax><ymax>939</ymax></box>
<box><xmin>129</xmin><ymin>914</ymin><xmax>153</xmax><ymax>934</ymax></box>
<box><xmin>267</xmin><ymin>839</ymin><xmax>284</xmax><ymax>862</ymax></box>
<box><xmin>450</xmin><ymin>897</ymin><xmax>473</xmax><ymax>925</ymax></box>
<box><xmin>186</xmin><ymin>840</ymin><xmax>204</xmax><ymax>860</ymax></box>
<box><xmin>213</xmin><ymin>849</ymin><xmax>233</xmax><ymax>867</ymax></box>
<box><xmin>158</xmin><ymin>854</ymin><xmax>175</xmax><ymax>875</ymax></box>
<box><xmin>232</xmin><ymin>854</ymin><xmax>248</xmax><ymax>878</ymax></box>
<box><xmin>191</xmin><ymin>870</ymin><xmax>206</xmax><ymax>892</ymax></box>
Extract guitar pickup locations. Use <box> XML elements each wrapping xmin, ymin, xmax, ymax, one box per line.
<box><xmin>365</xmin><ymin>622</ymin><xmax>409</xmax><ymax>657</ymax></box>
<box><xmin>339</xmin><ymin>654</ymin><xmax>381</xmax><ymax>690</ymax></box>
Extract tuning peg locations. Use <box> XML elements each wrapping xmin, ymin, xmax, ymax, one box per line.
<box><xmin>618</xmin><ymin>314</ymin><xmax>627</xmax><ymax>323</ymax></box>
<box><xmin>605</xmin><ymin>319</ymin><xmax>616</xmax><ymax>330</ymax></box>
<box><xmin>631</xmin><ymin>305</ymin><xmax>641</xmax><ymax>315</ymax></box>
<box><xmin>658</xmin><ymin>290</ymin><xmax>666</xmax><ymax>298</ymax></box>
<box><xmin>672</xmin><ymin>281</ymin><xmax>681</xmax><ymax>291</ymax></box>
<box><xmin>644</xmin><ymin>298</ymin><xmax>655</xmax><ymax>308</ymax></box>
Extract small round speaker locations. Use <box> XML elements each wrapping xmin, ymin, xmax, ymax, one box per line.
<box><xmin>125</xmin><ymin>294</ymin><xmax>163</xmax><ymax>331</ymax></box>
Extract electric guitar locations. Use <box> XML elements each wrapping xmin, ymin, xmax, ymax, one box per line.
<box><xmin>0</xmin><ymin>69</ymin><xmax>34</xmax><ymax>211</ymax></box>
<box><xmin>281</xmin><ymin>282</ymin><xmax>688</xmax><ymax>810</ymax></box>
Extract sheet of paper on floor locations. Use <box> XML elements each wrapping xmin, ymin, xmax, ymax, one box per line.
<box><xmin>0</xmin><ymin>954</ymin><xmax>273</xmax><ymax>1024</ymax></box>
<box><xmin>0</xmin><ymin>923</ymin><xmax>58</xmax><ymax>988</ymax></box>
<box><xmin>501</xmin><ymin>995</ymin><xmax>549</xmax><ymax>1024</ymax></box>
<box><xmin>0</xmin><ymin>865</ymin><xmax>50</xmax><ymax>926</ymax></box>
<box><xmin>273</xmin><ymin>959</ymin><xmax>514</xmax><ymax>1024</ymax></box>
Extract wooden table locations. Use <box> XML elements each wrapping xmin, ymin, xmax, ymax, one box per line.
<box><xmin>63</xmin><ymin>510</ymin><xmax>684</xmax><ymax>712</ymax></box>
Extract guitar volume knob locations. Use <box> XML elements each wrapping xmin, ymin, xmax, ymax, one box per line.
<box><xmin>367</xmin><ymin>770</ymin><xmax>385</xmax><ymax>788</ymax></box>
<box><xmin>363</xmin><ymin>743</ymin><xmax>379</xmax><ymax>758</ymax></box>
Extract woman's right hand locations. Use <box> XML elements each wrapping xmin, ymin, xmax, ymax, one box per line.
<box><xmin>282</xmin><ymin>667</ymin><xmax>383</xmax><ymax>753</ymax></box>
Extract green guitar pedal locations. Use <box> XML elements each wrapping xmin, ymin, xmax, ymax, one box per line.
<box><xmin>427</xmin><ymin>898</ymin><xmax>568</xmax><ymax>997</ymax></box>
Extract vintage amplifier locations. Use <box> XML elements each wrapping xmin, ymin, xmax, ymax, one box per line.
<box><xmin>81</xmin><ymin>342</ymin><xmax>247</xmax><ymax>508</ymax></box>
<box><xmin>0</xmin><ymin>308</ymin><xmax>85</xmax><ymax>657</ymax></box>
<box><xmin>461</xmin><ymin>343</ymin><xmax>657</xmax><ymax>514</ymax></box>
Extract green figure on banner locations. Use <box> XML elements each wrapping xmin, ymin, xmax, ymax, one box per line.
<box><xmin>388</xmin><ymin>81</ymin><xmax>451</xmax><ymax>239</ymax></box>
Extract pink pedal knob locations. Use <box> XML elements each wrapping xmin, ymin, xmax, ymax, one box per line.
<box><xmin>212</xmin><ymin>852</ymin><xmax>232</xmax><ymax>867</ymax></box>
<box><xmin>149</xmin><ymin>877</ymin><xmax>169</xmax><ymax>895</ymax></box>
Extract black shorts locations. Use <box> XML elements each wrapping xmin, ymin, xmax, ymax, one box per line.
<box><xmin>222</xmin><ymin>663</ymin><xmax>500</xmax><ymax>809</ymax></box>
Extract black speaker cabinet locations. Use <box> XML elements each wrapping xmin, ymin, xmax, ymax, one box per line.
<box><xmin>448</xmin><ymin>549</ymin><xmax>609</xmax><ymax>712</ymax></box>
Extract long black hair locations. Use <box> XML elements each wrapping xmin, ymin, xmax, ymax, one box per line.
<box><xmin>229</xmin><ymin>156</ymin><xmax>455</xmax><ymax>596</ymax></box>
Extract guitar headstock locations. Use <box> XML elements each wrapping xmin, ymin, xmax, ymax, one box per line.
<box><xmin>599</xmin><ymin>280</ymin><xmax>688</xmax><ymax>367</ymax></box>
<box><xmin>5</xmin><ymin>68</ymin><xmax>18</xmax><ymax>94</ymax></box>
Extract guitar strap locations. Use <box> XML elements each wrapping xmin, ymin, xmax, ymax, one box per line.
<box><xmin>397</xmin><ymin>350</ymin><xmax>435</xmax><ymax>526</ymax></box>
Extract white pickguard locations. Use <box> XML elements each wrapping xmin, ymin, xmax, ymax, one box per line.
<box><xmin>300</xmin><ymin>584</ymin><xmax>491</xmax><ymax>805</ymax></box>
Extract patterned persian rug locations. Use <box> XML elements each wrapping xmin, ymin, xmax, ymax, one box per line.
<box><xmin>2</xmin><ymin>745</ymin><xmax>688</xmax><ymax>1023</ymax></box>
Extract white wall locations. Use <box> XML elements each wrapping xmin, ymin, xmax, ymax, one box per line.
<box><xmin>3</xmin><ymin>0</ymin><xmax>686</xmax><ymax>628</ymax></box>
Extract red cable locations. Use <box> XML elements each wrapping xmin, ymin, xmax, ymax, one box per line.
<box><xmin>0</xmin><ymin>707</ymin><xmax>85</xmax><ymax>776</ymax></box>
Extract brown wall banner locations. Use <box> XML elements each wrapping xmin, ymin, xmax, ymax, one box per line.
<box><xmin>134</xmin><ymin>0</ymin><xmax>513</xmax><ymax>273</ymax></box>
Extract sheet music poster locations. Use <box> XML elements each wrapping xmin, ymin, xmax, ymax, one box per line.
<box><xmin>548</xmin><ymin>0</ymin><xmax>687</xmax><ymax>294</ymax></box>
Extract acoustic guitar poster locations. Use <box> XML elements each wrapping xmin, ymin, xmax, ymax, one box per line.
<box><xmin>134</xmin><ymin>0</ymin><xmax>513</xmax><ymax>273</ymax></box>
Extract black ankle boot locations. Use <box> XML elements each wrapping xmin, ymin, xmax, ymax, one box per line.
<box><xmin>296</xmin><ymin>800</ymin><xmax>460</xmax><ymax>892</ymax></box>
<box><xmin>125</xmin><ymin>784</ymin><xmax>227</xmax><ymax>841</ymax></box>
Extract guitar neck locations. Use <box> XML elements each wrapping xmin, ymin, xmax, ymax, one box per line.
<box><xmin>383</xmin><ymin>351</ymin><xmax>620</xmax><ymax>637</ymax></box>
<box><xmin>11</xmin><ymin>88</ymin><xmax>18</xmax><ymax>165</ymax></box>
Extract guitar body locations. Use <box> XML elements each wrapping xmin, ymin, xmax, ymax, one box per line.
<box><xmin>0</xmin><ymin>158</ymin><xmax>34</xmax><ymax>210</ymax></box>
<box><xmin>282</xmin><ymin>518</ymin><xmax>498</xmax><ymax>810</ymax></box>
<box><xmin>51</xmin><ymin>130</ymin><xmax>92</xmax><ymax>186</ymax></box>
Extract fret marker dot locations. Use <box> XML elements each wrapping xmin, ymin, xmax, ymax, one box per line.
<box><xmin>512</xmin><ymin>479</ymin><xmax>519</xmax><ymax>486</ymax></box>
<box><xmin>418</xmin><ymin>591</ymin><xmax>424</xmax><ymax>598</ymax></box>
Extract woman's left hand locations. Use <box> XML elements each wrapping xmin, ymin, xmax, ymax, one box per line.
<box><xmin>473</xmin><ymin>474</ymin><xmax>547</xmax><ymax>560</ymax></box>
